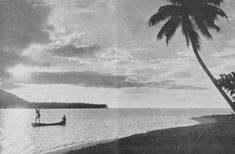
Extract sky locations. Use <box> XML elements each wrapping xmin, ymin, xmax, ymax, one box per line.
<box><xmin>0</xmin><ymin>0</ymin><xmax>235</xmax><ymax>108</ymax></box>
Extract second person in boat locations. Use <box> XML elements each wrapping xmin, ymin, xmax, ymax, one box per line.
<box><xmin>61</xmin><ymin>115</ymin><xmax>66</xmax><ymax>125</ymax></box>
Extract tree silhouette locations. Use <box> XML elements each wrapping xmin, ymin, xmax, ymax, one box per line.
<box><xmin>218</xmin><ymin>72</ymin><xmax>235</xmax><ymax>100</ymax></box>
<box><xmin>149</xmin><ymin>0</ymin><xmax>235</xmax><ymax>111</ymax></box>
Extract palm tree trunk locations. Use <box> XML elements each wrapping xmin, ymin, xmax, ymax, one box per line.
<box><xmin>191</xmin><ymin>43</ymin><xmax>235</xmax><ymax>112</ymax></box>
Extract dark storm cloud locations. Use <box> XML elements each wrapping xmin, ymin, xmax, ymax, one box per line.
<box><xmin>0</xmin><ymin>0</ymin><xmax>51</xmax><ymax>49</ymax></box>
<box><xmin>49</xmin><ymin>44</ymin><xmax>101</xmax><ymax>58</ymax></box>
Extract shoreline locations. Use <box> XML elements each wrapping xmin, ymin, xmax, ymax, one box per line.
<box><xmin>48</xmin><ymin>114</ymin><xmax>220</xmax><ymax>154</ymax></box>
<box><xmin>61</xmin><ymin>114</ymin><xmax>235</xmax><ymax>154</ymax></box>
<box><xmin>46</xmin><ymin>139</ymin><xmax>116</xmax><ymax>154</ymax></box>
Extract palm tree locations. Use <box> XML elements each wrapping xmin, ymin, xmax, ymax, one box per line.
<box><xmin>149</xmin><ymin>0</ymin><xmax>235</xmax><ymax>111</ymax></box>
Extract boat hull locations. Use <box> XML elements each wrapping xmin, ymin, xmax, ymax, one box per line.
<box><xmin>32</xmin><ymin>122</ymin><xmax>65</xmax><ymax>127</ymax></box>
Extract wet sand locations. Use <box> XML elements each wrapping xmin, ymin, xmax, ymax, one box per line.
<box><xmin>63</xmin><ymin>114</ymin><xmax>235</xmax><ymax>154</ymax></box>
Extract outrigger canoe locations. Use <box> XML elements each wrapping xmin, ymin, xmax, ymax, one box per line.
<box><xmin>32</xmin><ymin>121</ymin><xmax>65</xmax><ymax>127</ymax></box>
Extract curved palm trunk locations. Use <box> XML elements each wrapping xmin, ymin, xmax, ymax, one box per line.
<box><xmin>191</xmin><ymin>43</ymin><xmax>235</xmax><ymax>112</ymax></box>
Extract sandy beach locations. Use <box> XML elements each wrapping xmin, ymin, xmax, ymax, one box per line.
<box><xmin>62</xmin><ymin>114</ymin><xmax>235</xmax><ymax>154</ymax></box>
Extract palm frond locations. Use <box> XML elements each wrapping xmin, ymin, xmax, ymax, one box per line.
<box><xmin>150</xmin><ymin>0</ymin><xmax>226</xmax><ymax>52</ymax></box>
<box><xmin>191</xmin><ymin>15</ymin><xmax>212</xmax><ymax>39</ymax></box>
<box><xmin>165</xmin><ymin>17</ymin><xmax>181</xmax><ymax>44</ymax></box>
<box><xmin>167</xmin><ymin>0</ymin><xmax>181</xmax><ymax>5</ymax></box>
<box><xmin>169</xmin><ymin>0</ymin><xmax>224</xmax><ymax>6</ymax></box>
<box><xmin>204</xmin><ymin>0</ymin><xmax>224</xmax><ymax>6</ymax></box>
<box><xmin>205</xmin><ymin>19</ymin><xmax>221</xmax><ymax>32</ymax></box>
<box><xmin>156</xmin><ymin>16</ymin><xmax>181</xmax><ymax>44</ymax></box>
<box><xmin>149</xmin><ymin>5</ymin><xmax>179</xmax><ymax>27</ymax></box>
<box><xmin>181</xmin><ymin>24</ymin><xmax>190</xmax><ymax>47</ymax></box>
<box><xmin>182</xmin><ymin>19</ymin><xmax>200</xmax><ymax>50</ymax></box>
<box><xmin>189</xmin><ymin>25</ymin><xmax>201</xmax><ymax>51</ymax></box>
<box><xmin>203</xmin><ymin>5</ymin><xmax>228</xmax><ymax>19</ymax></box>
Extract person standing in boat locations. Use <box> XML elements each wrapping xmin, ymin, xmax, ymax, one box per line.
<box><xmin>35</xmin><ymin>108</ymin><xmax>41</xmax><ymax>123</ymax></box>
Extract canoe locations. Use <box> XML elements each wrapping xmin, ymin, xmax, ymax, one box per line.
<box><xmin>32</xmin><ymin>121</ymin><xmax>65</xmax><ymax>127</ymax></box>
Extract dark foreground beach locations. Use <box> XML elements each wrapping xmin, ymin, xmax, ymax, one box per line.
<box><xmin>65</xmin><ymin>114</ymin><xmax>235</xmax><ymax>154</ymax></box>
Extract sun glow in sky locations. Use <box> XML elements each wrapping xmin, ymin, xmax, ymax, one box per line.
<box><xmin>7</xmin><ymin>65</ymin><xmax>32</xmax><ymax>82</ymax></box>
<box><xmin>1</xmin><ymin>0</ymin><xmax>235</xmax><ymax>108</ymax></box>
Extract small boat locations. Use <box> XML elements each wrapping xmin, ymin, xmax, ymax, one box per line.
<box><xmin>32</xmin><ymin>121</ymin><xmax>66</xmax><ymax>127</ymax></box>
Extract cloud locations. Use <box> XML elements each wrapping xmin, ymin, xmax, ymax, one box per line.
<box><xmin>177</xmin><ymin>48</ymin><xmax>195</xmax><ymax>58</ymax></box>
<box><xmin>0</xmin><ymin>0</ymin><xmax>51</xmax><ymax>49</ymax></box>
<box><xmin>28</xmin><ymin>71</ymin><xmax>144</xmax><ymax>88</ymax></box>
<box><xmin>209</xmin><ymin>39</ymin><xmax>235</xmax><ymax>75</ymax></box>
<box><xmin>98</xmin><ymin>47</ymin><xmax>132</xmax><ymax>61</ymax></box>
<box><xmin>27</xmin><ymin>31</ymin><xmax>102</xmax><ymax>59</ymax></box>
<box><xmin>0</xmin><ymin>0</ymin><xmax>216</xmax><ymax>93</ymax></box>
<box><xmin>165</xmin><ymin>84</ymin><xmax>208</xmax><ymax>90</ymax></box>
<box><xmin>74</xmin><ymin>0</ymin><xmax>96</xmax><ymax>8</ymax></box>
<box><xmin>0</xmin><ymin>0</ymin><xmax>52</xmax><ymax>85</ymax></box>
<box><xmin>49</xmin><ymin>44</ymin><xmax>101</xmax><ymax>57</ymax></box>
<box><xmin>0</xmin><ymin>49</ymin><xmax>29</xmax><ymax>79</ymax></box>
<box><xmin>169</xmin><ymin>72</ymin><xmax>191</xmax><ymax>79</ymax></box>
<box><xmin>44</xmin><ymin>0</ymin><xmax>131</xmax><ymax>47</ymax></box>
<box><xmin>21</xmin><ymin>35</ymin><xmax>134</xmax><ymax>74</ymax></box>
<box><xmin>211</xmin><ymin>48</ymin><xmax>235</xmax><ymax>58</ymax></box>
<box><xmin>0</xmin><ymin>48</ymin><xmax>52</xmax><ymax>85</ymax></box>
<box><xmin>8</xmin><ymin>70</ymin><xmax>207</xmax><ymax>91</ymax></box>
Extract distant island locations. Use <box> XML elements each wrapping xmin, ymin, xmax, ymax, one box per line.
<box><xmin>30</xmin><ymin>102</ymin><xmax>108</xmax><ymax>109</ymax></box>
<box><xmin>0</xmin><ymin>89</ymin><xmax>108</xmax><ymax>109</ymax></box>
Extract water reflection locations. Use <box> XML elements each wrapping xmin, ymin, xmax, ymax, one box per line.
<box><xmin>0</xmin><ymin>109</ymin><xmax>34</xmax><ymax>154</ymax></box>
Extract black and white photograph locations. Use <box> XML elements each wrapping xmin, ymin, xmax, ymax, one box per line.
<box><xmin>0</xmin><ymin>0</ymin><xmax>235</xmax><ymax>153</ymax></box>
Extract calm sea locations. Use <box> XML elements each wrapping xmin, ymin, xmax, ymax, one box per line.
<box><xmin>0</xmin><ymin>108</ymin><xmax>231</xmax><ymax>154</ymax></box>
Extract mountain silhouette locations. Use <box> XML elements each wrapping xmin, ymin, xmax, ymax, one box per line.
<box><xmin>0</xmin><ymin>89</ymin><xmax>29</xmax><ymax>108</ymax></box>
<box><xmin>0</xmin><ymin>89</ymin><xmax>107</xmax><ymax>109</ymax></box>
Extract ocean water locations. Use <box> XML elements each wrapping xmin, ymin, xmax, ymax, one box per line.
<box><xmin>0</xmin><ymin>108</ymin><xmax>231</xmax><ymax>154</ymax></box>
